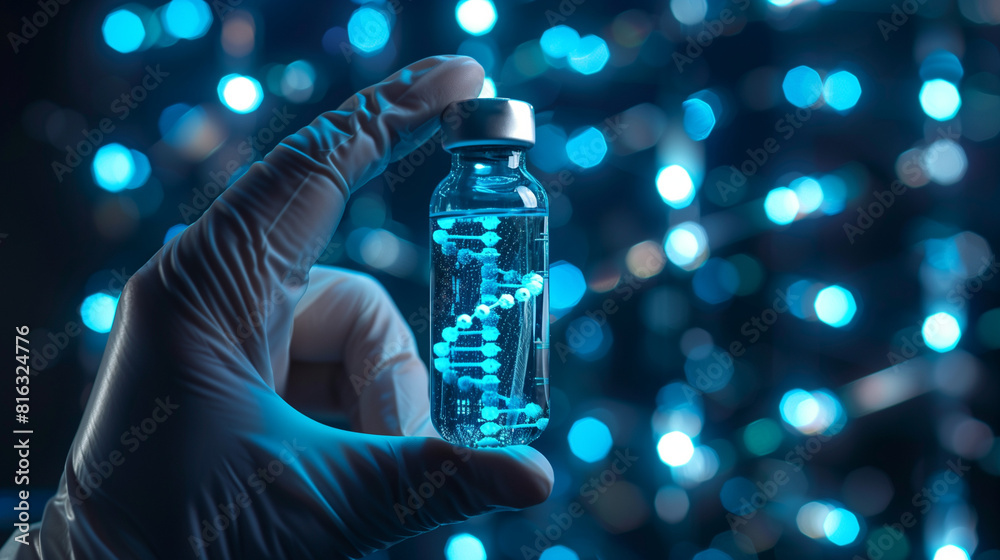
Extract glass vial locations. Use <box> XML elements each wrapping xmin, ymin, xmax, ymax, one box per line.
<box><xmin>429</xmin><ymin>98</ymin><xmax>549</xmax><ymax>448</ymax></box>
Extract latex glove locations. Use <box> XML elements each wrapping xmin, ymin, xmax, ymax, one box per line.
<box><xmin>3</xmin><ymin>55</ymin><xmax>553</xmax><ymax>560</ymax></box>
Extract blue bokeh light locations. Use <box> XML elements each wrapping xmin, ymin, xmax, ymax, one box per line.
<box><xmin>540</xmin><ymin>545</ymin><xmax>580</xmax><ymax>560</ymax></box>
<box><xmin>665</xmin><ymin>222</ymin><xmax>709</xmax><ymax>270</ymax></box>
<box><xmin>455</xmin><ymin>0</ymin><xmax>497</xmax><ymax>36</ymax></box>
<box><xmin>823</xmin><ymin>508</ymin><xmax>860</xmax><ymax>546</ymax></box>
<box><xmin>566</xmin><ymin>317</ymin><xmax>608</xmax><ymax>359</ymax></box>
<box><xmin>657</xmin><ymin>431</ymin><xmax>695</xmax><ymax>466</ymax></box>
<box><xmin>823</xmin><ymin>71</ymin><xmax>862</xmax><ymax>111</ymax></box>
<box><xmin>348</xmin><ymin>7</ymin><xmax>391</xmax><ymax>53</ymax></box>
<box><xmin>920</xmin><ymin>79</ymin><xmax>962</xmax><ymax>121</ymax></box>
<box><xmin>218</xmin><ymin>74</ymin><xmax>263</xmax><ymax>114</ymax></box>
<box><xmin>567</xmin><ymin>35</ymin><xmax>610</xmax><ymax>75</ymax></box>
<box><xmin>780</xmin><ymin>389</ymin><xmax>820</xmax><ymax>428</ymax></box>
<box><xmin>163</xmin><ymin>0</ymin><xmax>213</xmax><ymax>40</ymax></box>
<box><xmin>445</xmin><ymin>533</ymin><xmax>486</xmax><ymax>560</ymax></box>
<box><xmin>565</xmin><ymin>127</ymin><xmax>607</xmax><ymax>168</ymax></box>
<box><xmin>922</xmin><ymin>312</ymin><xmax>962</xmax><ymax>352</ymax></box>
<box><xmin>783</xmin><ymin>66</ymin><xmax>823</xmax><ymax>108</ymax></box>
<box><xmin>549</xmin><ymin>261</ymin><xmax>586</xmax><ymax>310</ymax></box>
<box><xmin>102</xmin><ymin>9</ymin><xmax>146</xmax><ymax>53</ymax></box>
<box><xmin>720</xmin><ymin>477</ymin><xmax>758</xmax><ymax>515</ymax></box>
<box><xmin>683</xmin><ymin>98</ymin><xmax>716</xmax><ymax>141</ymax></box>
<box><xmin>814</xmin><ymin>285</ymin><xmax>857</xmax><ymax>327</ymax></box>
<box><xmin>92</xmin><ymin>143</ymin><xmax>136</xmax><ymax>192</ymax></box>
<box><xmin>568</xmin><ymin>417</ymin><xmax>613</xmax><ymax>462</ymax></box>
<box><xmin>126</xmin><ymin>149</ymin><xmax>151</xmax><ymax>189</ymax></box>
<box><xmin>692</xmin><ymin>259</ymin><xmax>739</xmax><ymax>305</ymax></box>
<box><xmin>656</xmin><ymin>164</ymin><xmax>696</xmax><ymax>209</ymax></box>
<box><xmin>920</xmin><ymin>50</ymin><xmax>964</xmax><ymax>84</ymax></box>
<box><xmin>764</xmin><ymin>187</ymin><xmax>800</xmax><ymax>225</ymax></box>
<box><xmin>158</xmin><ymin>103</ymin><xmax>192</xmax><ymax>137</ymax></box>
<box><xmin>80</xmin><ymin>293</ymin><xmax>119</xmax><ymax>333</ymax></box>
<box><xmin>790</xmin><ymin>176</ymin><xmax>824</xmax><ymax>214</ymax></box>
<box><xmin>540</xmin><ymin>25</ymin><xmax>579</xmax><ymax>58</ymax></box>
<box><xmin>819</xmin><ymin>174</ymin><xmax>848</xmax><ymax>215</ymax></box>
<box><xmin>933</xmin><ymin>545</ymin><xmax>970</xmax><ymax>560</ymax></box>
<box><xmin>163</xmin><ymin>224</ymin><xmax>188</xmax><ymax>244</ymax></box>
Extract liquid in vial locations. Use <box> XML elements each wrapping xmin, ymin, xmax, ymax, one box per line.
<box><xmin>430</xmin><ymin>211</ymin><xmax>549</xmax><ymax>447</ymax></box>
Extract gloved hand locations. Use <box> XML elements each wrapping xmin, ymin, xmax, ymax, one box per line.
<box><xmin>3</xmin><ymin>55</ymin><xmax>553</xmax><ymax>560</ymax></box>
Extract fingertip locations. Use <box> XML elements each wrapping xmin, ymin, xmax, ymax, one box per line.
<box><xmin>475</xmin><ymin>445</ymin><xmax>554</xmax><ymax>507</ymax></box>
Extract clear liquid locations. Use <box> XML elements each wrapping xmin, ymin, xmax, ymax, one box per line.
<box><xmin>430</xmin><ymin>211</ymin><xmax>549</xmax><ymax>447</ymax></box>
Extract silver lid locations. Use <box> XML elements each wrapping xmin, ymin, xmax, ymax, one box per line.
<box><xmin>440</xmin><ymin>98</ymin><xmax>535</xmax><ymax>151</ymax></box>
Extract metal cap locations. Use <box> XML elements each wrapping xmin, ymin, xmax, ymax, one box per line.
<box><xmin>440</xmin><ymin>98</ymin><xmax>535</xmax><ymax>151</ymax></box>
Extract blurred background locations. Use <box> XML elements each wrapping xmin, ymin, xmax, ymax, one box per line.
<box><xmin>3</xmin><ymin>0</ymin><xmax>1000</xmax><ymax>558</ymax></box>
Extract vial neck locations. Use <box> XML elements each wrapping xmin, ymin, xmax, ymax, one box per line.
<box><xmin>450</xmin><ymin>147</ymin><xmax>527</xmax><ymax>176</ymax></box>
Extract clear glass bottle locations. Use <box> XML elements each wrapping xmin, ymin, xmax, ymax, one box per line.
<box><xmin>429</xmin><ymin>98</ymin><xmax>549</xmax><ymax>448</ymax></box>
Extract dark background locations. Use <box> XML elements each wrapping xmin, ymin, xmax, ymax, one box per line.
<box><xmin>2</xmin><ymin>0</ymin><xmax>1000</xmax><ymax>558</ymax></box>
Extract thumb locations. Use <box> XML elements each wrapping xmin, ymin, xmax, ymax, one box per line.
<box><xmin>310</xmin><ymin>432</ymin><xmax>553</xmax><ymax>555</ymax></box>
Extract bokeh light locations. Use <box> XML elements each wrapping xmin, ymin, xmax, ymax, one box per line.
<box><xmin>920</xmin><ymin>79</ymin><xmax>962</xmax><ymax>121</ymax></box>
<box><xmin>922</xmin><ymin>312</ymin><xmax>962</xmax><ymax>352</ymax></box>
<box><xmin>348</xmin><ymin>7</ymin><xmax>391</xmax><ymax>53</ymax></box>
<box><xmin>565</xmin><ymin>127</ymin><xmax>607</xmax><ymax>168</ymax></box>
<box><xmin>783</xmin><ymin>66</ymin><xmax>823</xmax><ymax>108</ymax></box>
<box><xmin>540</xmin><ymin>25</ymin><xmax>579</xmax><ymax>58</ymax></box>
<box><xmin>92</xmin><ymin>144</ymin><xmax>136</xmax><ymax>192</ymax></box>
<box><xmin>567</xmin><ymin>35</ymin><xmax>610</xmax><ymax>75</ymax></box>
<box><xmin>80</xmin><ymin>293</ymin><xmax>119</xmax><ymax>333</ymax></box>
<box><xmin>665</xmin><ymin>222</ymin><xmax>709</xmax><ymax>270</ymax></box>
<box><xmin>445</xmin><ymin>533</ymin><xmax>486</xmax><ymax>560</ymax></box>
<box><xmin>790</xmin><ymin>176</ymin><xmax>824</xmax><ymax>214</ymax></box>
<box><xmin>568</xmin><ymin>417</ymin><xmax>613</xmax><ymax>462</ymax></box>
<box><xmin>683</xmin><ymin>98</ymin><xmax>716</xmax><ymax>141</ymax></box>
<box><xmin>656</xmin><ymin>164</ymin><xmax>696</xmax><ymax>208</ymax></box>
<box><xmin>823</xmin><ymin>71</ymin><xmax>862</xmax><ymax>111</ymax></box>
<box><xmin>764</xmin><ymin>187</ymin><xmax>800</xmax><ymax>225</ymax></box>
<box><xmin>934</xmin><ymin>545</ymin><xmax>971</xmax><ymax>560</ymax></box>
<box><xmin>163</xmin><ymin>0</ymin><xmax>213</xmax><ymax>40</ymax></box>
<box><xmin>455</xmin><ymin>0</ymin><xmax>497</xmax><ymax>36</ymax></box>
<box><xmin>823</xmin><ymin>507</ymin><xmax>860</xmax><ymax>546</ymax></box>
<box><xmin>743</xmin><ymin>419</ymin><xmax>783</xmax><ymax>456</ymax></box>
<box><xmin>102</xmin><ymin>9</ymin><xmax>146</xmax><ymax>53</ymax></box>
<box><xmin>539</xmin><ymin>545</ymin><xmax>580</xmax><ymax>560</ymax></box>
<box><xmin>217</xmin><ymin>74</ymin><xmax>263</xmax><ymax>114</ymax></box>
<box><xmin>657</xmin><ymin>431</ymin><xmax>695</xmax><ymax>466</ymax></box>
<box><xmin>549</xmin><ymin>261</ymin><xmax>586</xmax><ymax>310</ymax></box>
<box><xmin>814</xmin><ymin>285</ymin><xmax>858</xmax><ymax>327</ymax></box>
